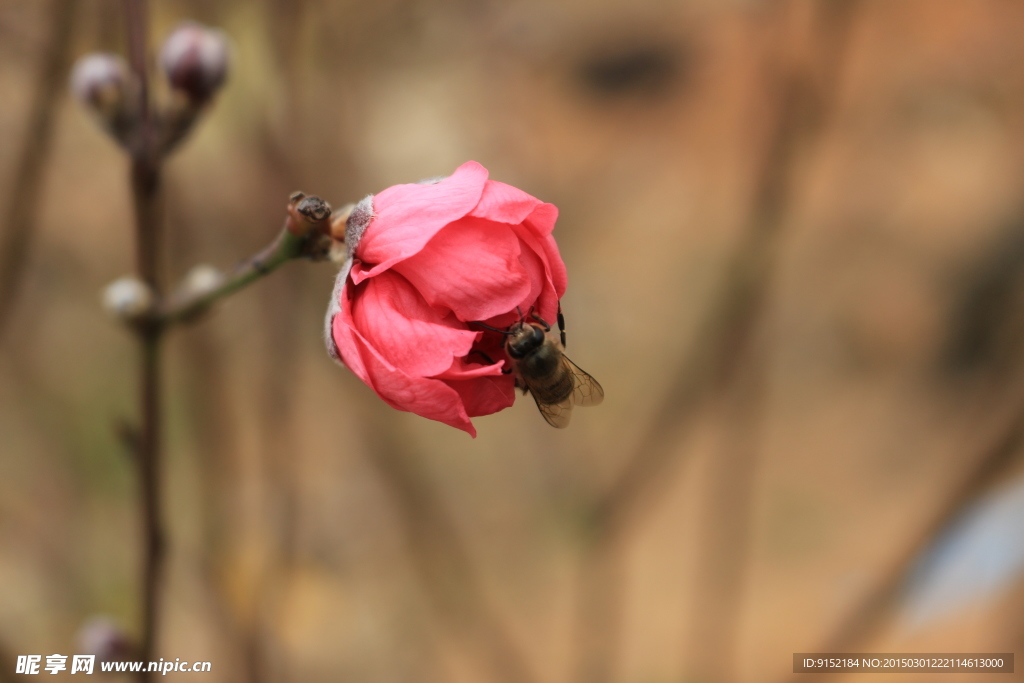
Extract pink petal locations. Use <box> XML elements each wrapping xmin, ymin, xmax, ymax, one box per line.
<box><xmin>353</xmin><ymin>161</ymin><xmax>489</xmax><ymax>282</ymax></box>
<box><xmin>437</xmin><ymin>356</ymin><xmax>516</xmax><ymax>417</ymax></box>
<box><xmin>468</xmin><ymin>179</ymin><xmax>543</xmax><ymax>224</ymax></box>
<box><xmin>525</xmin><ymin>202</ymin><xmax>559</xmax><ymax>235</ymax></box>
<box><xmin>434</xmin><ymin>356</ymin><xmax>506</xmax><ymax>380</ymax></box>
<box><xmin>332</xmin><ymin>295</ymin><xmax>478</xmax><ymax>436</ymax></box>
<box><xmin>512</xmin><ymin>225</ymin><xmax>567</xmax><ymax>321</ymax></box>
<box><xmin>523</xmin><ymin>204</ymin><xmax>567</xmax><ymax>297</ymax></box>
<box><xmin>330</xmin><ymin>281</ymin><xmax>370</xmax><ymax>379</ymax></box>
<box><xmin>446</xmin><ymin>373</ymin><xmax>516</xmax><ymax>418</ymax></box>
<box><xmin>513</xmin><ymin>235</ymin><xmax>550</xmax><ymax>321</ymax></box>
<box><xmin>351</xmin><ymin>270</ymin><xmax>480</xmax><ymax>377</ymax></box>
<box><xmin>394</xmin><ymin>217</ymin><xmax>531</xmax><ymax>322</ymax></box>
<box><xmin>472</xmin><ymin>237</ymin><xmax>557</xmax><ymax>333</ymax></box>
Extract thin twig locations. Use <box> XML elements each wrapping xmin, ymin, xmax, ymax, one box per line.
<box><xmin>0</xmin><ymin>0</ymin><xmax>78</xmax><ymax>341</ymax></box>
<box><xmin>159</xmin><ymin>227</ymin><xmax>308</xmax><ymax>326</ymax></box>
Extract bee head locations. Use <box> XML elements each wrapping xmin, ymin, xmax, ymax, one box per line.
<box><xmin>505</xmin><ymin>321</ymin><xmax>546</xmax><ymax>359</ymax></box>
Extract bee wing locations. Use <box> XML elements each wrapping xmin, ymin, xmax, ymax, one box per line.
<box><xmin>531</xmin><ymin>390</ymin><xmax>574</xmax><ymax>429</ymax></box>
<box><xmin>563</xmin><ymin>355</ymin><xmax>604</xmax><ymax>407</ymax></box>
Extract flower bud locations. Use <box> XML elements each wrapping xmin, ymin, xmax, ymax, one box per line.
<box><xmin>324</xmin><ymin>161</ymin><xmax>570</xmax><ymax>437</ymax></box>
<box><xmin>285</xmin><ymin>193</ymin><xmax>332</xmax><ymax>237</ymax></box>
<box><xmin>181</xmin><ymin>264</ymin><xmax>224</xmax><ymax>298</ymax></box>
<box><xmin>102</xmin><ymin>277</ymin><xmax>154</xmax><ymax>320</ymax></box>
<box><xmin>159</xmin><ymin>22</ymin><xmax>229</xmax><ymax>103</ymax></box>
<box><xmin>77</xmin><ymin>616</ymin><xmax>135</xmax><ymax>663</ymax></box>
<box><xmin>69</xmin><ymin>54</ymin><xmax>138</xmax><ymax>137</ymax></box>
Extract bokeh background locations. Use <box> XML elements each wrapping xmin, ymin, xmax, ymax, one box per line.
<box><xmin>3</xmin><ymin>0</ymin><xmax>1024</xmax><ymax>681</ymax></box>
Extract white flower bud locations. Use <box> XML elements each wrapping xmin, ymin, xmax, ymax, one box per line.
<box><xmin>159</xmin><ymin>22</ymin><xmax>230</xmax><ymax>103</ymax></box>
<box><xmin>102</xmin><ymin>277</ymin><xmax>154</xmax><ymax>319</ymax></box>
<box><xmin>69</xmin><ymin>54</ymin><xmax>138</xmax><ymax>131</ymax></box>
<box><xmin>181</xmin><ymin>264</ymin><xmax>224</xmax><ymax>298</ymax></box>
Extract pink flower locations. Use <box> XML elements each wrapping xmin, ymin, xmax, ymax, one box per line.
<box><xmin>325</xmin><ymin>161</ymin><xmax>567</xmax><ymax>436</ymax></box>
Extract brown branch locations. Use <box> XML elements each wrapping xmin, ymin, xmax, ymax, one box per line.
<box><xmin>682</xmin><ymin>5</ymin><xmax>865</xmax><ymax>678</ymax></box>
<box><xmin>121</xmin><ymin>3</ymin><xmax>165</xmax><ymax>681</ymax></box>
<box><xmin>0</xmin><ymin>0</ymin><xmax>78</xmax><ymax>341</ymax></box>
<box><xmin>589</xmin><ymin>0</ymin><xmax>860</xmax><ymax>556</ymax></box>
<box><xmin>571</xmin><ymin>3</ymin><xmax>863</xmax><ymax>682</ymax></box>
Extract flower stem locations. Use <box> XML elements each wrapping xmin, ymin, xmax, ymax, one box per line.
<box><xmin>123</xmin><ymin>2</ymin><xmax>165</xmax><ymax>681</ymax></box>
<box><xmin>134</xmin><ymin>311</ymin><xmax>164</xmax><ymax>683</ymax></box>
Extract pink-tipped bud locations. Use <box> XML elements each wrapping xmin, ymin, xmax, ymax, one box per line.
<box><xmin>159</xmin><ymin>22</ymin><xmax>229</xmax><ymax>103</ymax></box>
<box><xmin>76</xmin><ymin>617</ymin><xmax>135</xmax><ymax>663</ymax></box>
<box><xmin>70</xmin><ymin>53</ymin><xmax>136</xmax><ymax>119</ymax></box>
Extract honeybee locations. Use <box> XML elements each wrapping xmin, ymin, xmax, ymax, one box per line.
<box><xmin>479</xmin><ymin>307</ymin><xmax>603</xmax><ymax>428</ymax></box>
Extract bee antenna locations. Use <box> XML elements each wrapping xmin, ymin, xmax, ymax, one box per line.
<box><xmin>516</xmin><ymin>306</ymin><xmax>524</xmax><ymax>322</ymax></box>
<box><xmin>470</xmin><ymin>321</ymin><xmax>511</xmax><ymax>335</ymax></box>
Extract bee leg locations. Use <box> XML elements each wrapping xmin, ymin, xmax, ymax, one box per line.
<box><xmin>557</xmin><ymin>303</ymin><xmax>566</xmax><ymax>348</ymax></box>
<box><xmin>468</xmin><ymin>349</ymin><xmax>514</xmax><ymax>375</ymax></box>
<box><xmin>491</xmin><ymin>355</ymin><xmax>514</xmax><ymax>375</ymax></box>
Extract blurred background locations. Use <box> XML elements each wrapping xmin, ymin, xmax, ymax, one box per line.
<box><xmin>3</xmin><ymin>0</ymin><xmax>1024</xmax><ymax>681</ymax></box>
